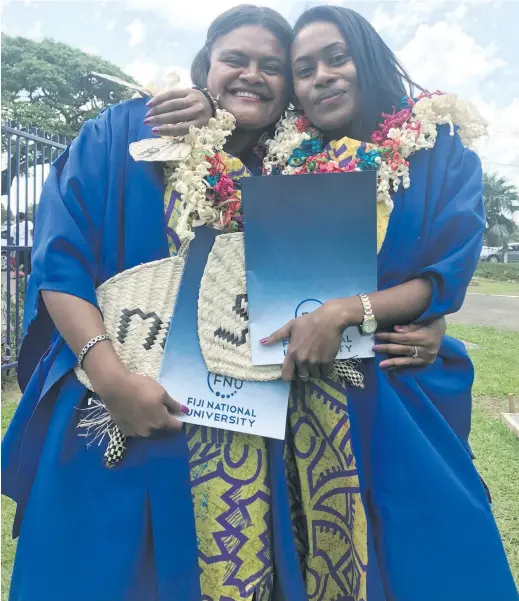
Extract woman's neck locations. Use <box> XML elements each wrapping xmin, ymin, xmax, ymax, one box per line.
<box><xmin>323</xmin><ymin>121</ymin><xmax>367</xmax><ymax>145</ymax></box>
<box><xmin>224</xmin><ymin>128</ymin><xmax>261</xmax><ymax>158</ymax></box>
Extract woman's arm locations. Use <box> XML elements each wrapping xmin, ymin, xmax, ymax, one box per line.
<box><xmin>42</xmin><ymin>292</ymin><xmax>187</xmax><ymax>440</ymax></box>
<box><xmin>266</xmin><ymin>129</ymin><xmax>484</xmax><ymax>381</ymax></box>
<box><xmin>326</xmin><ymin>278</ymin><xmax>433</xmax><ymax>331</ymax></box>
<box><xmin>41</xmin><ymin>291</ymin><xmax>122</xmax><ymax>385</ymax></box>
<box><xmin>264</xmin><ymin>277</ymin><xmax>432</xmax><ymax>380</ymax></box>
<box><xmin>31</xmin><ymin>108</ymin><xmax>186</xmax><ymax>436</ymax></box>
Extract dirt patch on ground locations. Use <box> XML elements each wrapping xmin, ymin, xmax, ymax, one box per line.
<box><xmin>474</xmin><ymin>395</ymin><xmax>518</xmax><ymax>419</ymax></box>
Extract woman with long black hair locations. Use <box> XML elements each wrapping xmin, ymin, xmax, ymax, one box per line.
<box><xmin>144</xmin><ymin>5</ymin><xmax>517</xmax><ymax>601</ymax></box>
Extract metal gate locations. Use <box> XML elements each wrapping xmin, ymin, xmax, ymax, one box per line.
<box><xmin>1</xmin><ymin>122</ymin><xmax>67</xmax><ymax>371</ymax></box>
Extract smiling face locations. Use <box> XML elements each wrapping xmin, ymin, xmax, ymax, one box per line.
<box><xmin>292</xmin><ymin>21</ymin><xmax>359</xmax><ymax>136</ymax></box>
<box><xmin>206</xmin><ymin>25</ymin><xmax>289</xmax><ymax>131</ymax></box>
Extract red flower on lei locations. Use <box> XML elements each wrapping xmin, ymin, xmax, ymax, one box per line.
<box><xmin>206</xmin><ymin>154</ymin><xmax>242</xmax><ymax>228</ymax></box>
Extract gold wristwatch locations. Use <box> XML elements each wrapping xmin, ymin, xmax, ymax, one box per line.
<box><xmin>358</xmin><ymin>293</ymin><xmax>378</xmax><ymax>335</ymax></box>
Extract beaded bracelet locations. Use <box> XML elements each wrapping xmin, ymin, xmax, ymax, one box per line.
<box><xmin>193</xmin><ymin>86</ymin><xmax>219</xmax><ymax>118</ymax></box>
<box><xmin>77</xmin><ymin>334</ymin><xmax>110</xmax><ymax>368</ymax></box>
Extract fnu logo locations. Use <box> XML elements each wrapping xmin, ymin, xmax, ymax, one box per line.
<box><xmin>295</xmin><ymin>298</ymin><xmax>323</xmax><ymax>318</ymax></box>
<box><xmin>285</xmin><ymin>298</ymin><xmax>354</xmax><ymax>355</ymax></box>
<box><xmin>207</xmin><ymin>373</ymin><xmax>244</xmax><ymax>399</ymax></box>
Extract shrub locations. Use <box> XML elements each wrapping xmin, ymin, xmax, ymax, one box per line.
<box><xmin>475</xmin><ymin>262</ymin><xmax>519</xmax><ymax>283</ymax></box>
<box><xmin>1</xmin><ymin>277</ymin><xmax>26</xmax><ymax>384</ymax></box>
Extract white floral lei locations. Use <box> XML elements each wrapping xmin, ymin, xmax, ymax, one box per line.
<box><xmin>93</xmin><ymin>70</ymin><xmax>239</xmax><ymax>240</ymax></box>
<box><xmin>129</xmin><ymin>108</ymin><xmax>236</xmax><ymax>240</ymax></box>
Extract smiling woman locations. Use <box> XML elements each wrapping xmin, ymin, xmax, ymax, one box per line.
<box><xmin>5</xmin><ymin>4</ymin><xmax>517</xmax><ymax>601</ymax></box>
<box><xmin>291</xmin><ymin>24</ymin><xmax>361</xmax><ymax>134</ymax></box>
<box><xmin>203</xmin><ymin>26</ymin><xmax>288</xmax><ymax>131</ymax></box>
<box><xmin>141</xmin><ymin>5</ymin><xmax>516</xmax><ymax>600</ymax></box>
<box><xmin>190</xmin><ymin>9</ymin><xmax>291</xmax><ymax>156</ymax></box>
<box><xmin>146</xmin><ymin>4</ymin><xmax>291</xmax><ymax>149</ymax></box>
<box><xmin>2</xmin><ymin>6</ymin><xmax>297</xmax><ymax>601</ymax></box>
<box><xmin>291</xmin><ymin>7</ymin><xmax>419</xmax><ymax>141</ymax></box>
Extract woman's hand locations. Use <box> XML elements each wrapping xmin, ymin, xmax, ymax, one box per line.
<box><xmin>91</xmin><ymin>365</ymin><xmax>188</xmax><ymax>438</ymax></box>
<box><xmin>144</xmin><ymin>88</ymin><xmax>213</xmax><ymax>137</ymax></box>
<box><xmin>373</xmin><ymin>317</ymin><xmax>447</xmax><ymax>370</ymax></box>
<box><xmin>262</xmin><ymin>301</ymin><xmax>346</xmax><ymax>381</ymax></box>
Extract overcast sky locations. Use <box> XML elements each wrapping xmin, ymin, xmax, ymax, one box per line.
<box><xmin>1</xmin><ymin>0</ymin><xmax>519</xmax><ymax>190</ymax></box>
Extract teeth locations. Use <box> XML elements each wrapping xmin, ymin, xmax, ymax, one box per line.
<box><xmin>235</xmin><ymin>91</ymin><xmax>261</xmax><ymax>99</ymax></box>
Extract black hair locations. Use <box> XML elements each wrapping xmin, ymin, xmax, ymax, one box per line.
<box><xmin>18</xmin><ymin>211</ymin><xmax>26</xmax><ymax>220</ymax></box>
<box><xmin>294</xmin><ymin>6</ymin><xmax>423</xmax><ymax>137</ymax></box>
<box><xmin>191</xmin><ymin>4</ymin><xmax>293</xmax><ymax>88</ymax></box>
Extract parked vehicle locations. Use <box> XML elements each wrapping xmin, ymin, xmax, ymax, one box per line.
<box><xmin>485</xmin><ymin>242</ymin><xmax>519</xmax><ymax>263</ymax></box>
<box><xmin>480</xmin><ymin>245</ymin><xmax>500</xmax><ymax>261</ymax></box>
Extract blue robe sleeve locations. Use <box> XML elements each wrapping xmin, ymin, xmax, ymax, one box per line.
<box><xmin>19</xmin><ymin>109</ymin><xmax>112</xmax><ymax>390</ymax></box>
<box><xmin>413</xmin><ymin>129</ymin><xmax>485</xmax><ymax>322</ymax></box>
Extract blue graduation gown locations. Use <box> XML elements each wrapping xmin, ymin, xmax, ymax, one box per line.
<box><xmin>2</xmin><ymin>98</ymin><xmax>517</xmax><ymax>601</ymax></box>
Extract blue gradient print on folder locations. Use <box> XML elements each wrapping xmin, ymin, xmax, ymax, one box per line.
<box><xmin>159</xmin><ymin>226</ymin><xmax>290</xmax><ymax>439</ymax></box>
<box><xmin>241</xmin><ymin>171</ymin><xmax>378</xmax><ymax>366</ymax></box>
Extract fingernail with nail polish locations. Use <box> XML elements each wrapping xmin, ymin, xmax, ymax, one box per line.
<box><xmin>180</xmin><ymin>405</ymin><xmax>190</xmax><ymax>415</ymax></box>
<box><xmin>143</xmin><ymin>118</ymin><xmax>151</xmax><ymax>125</ymax></box>
<box><xmin>152</xmin><ymin>127</ymin><xmax>159</xmax><ymax>135</ymax></box>
<box><xmin>146</xmin><ymin>99</ymin><xmax>153</xmax><ymax>107</ymax></box>
<box><xmin>260</xmin><ymin>338</ymin><xmax>269</xmax><ymax>344</ymax></box>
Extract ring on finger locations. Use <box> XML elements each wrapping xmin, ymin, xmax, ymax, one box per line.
<box><xmin>297</xmin><ymin>370</ymin><xmax>311</xmax><ymax>381</ymax></box>
<box><xmin>412</xmin><ymin>346</ymin><xmax>419</xmax><ymax>358</ymax></box>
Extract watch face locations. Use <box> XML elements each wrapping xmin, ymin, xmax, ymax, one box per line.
<box><xmin>361</xmin><ymin>318</ymin><xmax>378</xmax><ymax>335</ymax></box>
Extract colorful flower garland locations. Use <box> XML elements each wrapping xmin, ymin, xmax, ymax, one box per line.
<box><xmin>205</xmin><ymin>154</ymin><xmax>243</xmax><ymax>232</ymax></box>
<box><xmin>97</xmin><ymin>71</ymin><xmax>242</xmax><ymax>239</ymax></box>
<box><xmin>131</xmin><ymin>107</ymin><xmax>239</xmax><ymax>239</ymax></box>
<box><xmin>127</xmin><ymin>73</ymin><xmax>487</xmax><ymax>234</ymax></box>
<box><xmin>263</xmin><ymin>91</ymin><xmax>487</xmax><ymax>208</ymax></box>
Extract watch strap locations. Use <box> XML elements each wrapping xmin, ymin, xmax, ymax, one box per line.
<box><xmin>358</xmin><ymin>293</ymin><xmax>374</xmax><ymax>321</ymax></box>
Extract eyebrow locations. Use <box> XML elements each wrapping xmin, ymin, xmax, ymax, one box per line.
<box><xmin>292</xmin><ymin>41</ymin><xmax>348</xmax><ymax>65</ymax></box>
<box><xmin>218</xmin><ymin>49</ymin><xmax>285</xmax><ymax>64</ymax></box>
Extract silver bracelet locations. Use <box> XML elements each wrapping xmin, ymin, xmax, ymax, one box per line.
<box><xmin>77</xmin><ymin>334</ymin><xmax>110</xmax><ymax>368</ymax></box>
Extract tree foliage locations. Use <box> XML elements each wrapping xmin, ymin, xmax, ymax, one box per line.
<box><xmin>483</xmin><ymin>172</ymin><xmax>519</xmax><ymax>250</ymax></box>
<box><xmin>1</xmin><ymin>33</ymin><xmax>137</xmax><ymax>139</ymax></box>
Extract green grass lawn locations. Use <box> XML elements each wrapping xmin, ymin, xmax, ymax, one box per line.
<box><xmin>1</xmin><ymin>325</ymin><xmax>518</xmax><ymax>596</ymax></box>
<box><xmin>448</xmin><ymin>324</ymin><xmax>519</xmax><ymax>399</ymax></box>
<box><xmin>469</xmin><ymin>277</ymin><xmax>519</xmax><ymax>296</ymax></box>
<box><xmin>448</xmin><ymin>323</ymin><xmax>519</xmax><ymax>586</ymax></box>
<box><xmin>471</xmin><ymin>406</ymin><xmax>519</xmax><ymax>584</ymax></box>
<box><xmin>2</xmin><ymin>387</ymin><xmax>19</xmax><ymax>601</ymax></box>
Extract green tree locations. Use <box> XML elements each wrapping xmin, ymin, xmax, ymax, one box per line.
<box><xmin>483</xmin><ymin>172</ymin><xmax>519</xmax><ymax>262</ymax></box>
<box><xmin>1</xmin><ymin>33</ymin><xmax>137</xmax><ymax>139</ymax></box>
<box><xmin>1</xmin><ymin>34</ymin><xmax>138</xmax><ymax>197</ymax></box>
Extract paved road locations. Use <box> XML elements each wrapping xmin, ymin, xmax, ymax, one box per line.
<box><xmin>448</xmin><ymin>293</ymin><xmax>519</xmax><ymax>331</ymax></box>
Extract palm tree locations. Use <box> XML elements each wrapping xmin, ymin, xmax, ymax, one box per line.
<box><xmin>483</xmin><ymin>173</ymin><xmax>519</xmax><ymax>263</ymax></box>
